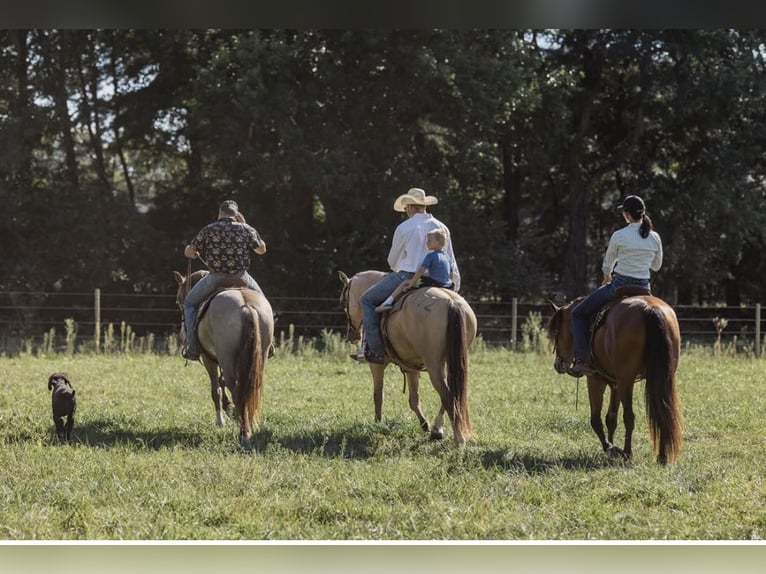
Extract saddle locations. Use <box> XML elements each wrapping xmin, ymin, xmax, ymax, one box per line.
<box><xmin>193</xmin><ymin>279</ymin><xmax>250</xmax><ymax>340</ymax></box>
<box><xmin>588</xmin><ymin>285</ymin><xmax>652</xmax><ymax>383</ymax></box>
<box><xmin>591</xmin><ymin>285</ymin><xmax>651</xmax><ymax>332</ymax></box>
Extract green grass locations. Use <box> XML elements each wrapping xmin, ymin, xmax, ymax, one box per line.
<box><xmin>1</xmin><ymin>348</ymin><xmax>765</xmax><ymax>540</ymax></box>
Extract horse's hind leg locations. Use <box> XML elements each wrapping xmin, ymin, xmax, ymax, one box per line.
<box><xmin>202</xmin><ymin>358</ymin><xmax>226</xmax><ymax>427</ymax></box>
<box><xmin>430</xmin><ymin>407</ymin><xmax>445</xmax><ymax>441</ymax></box>
<box><xmin>618</xmin><ymin>382</ymin><xmax>636</xmax><ymax>460</ymax></box>
<box><xmin>404</xmin><ymin>371</ymin><xmax>432</xmax><ymax>435</ymax></box>
<box><xmin>220</xmin><ymin>381</ymin><xmax>235</xmax><ymax>420</ymax></box>
<box><xmin>369</xmin><ymin>363</ymin><xmax>386</xmax><ymax>423</ymax></box>
<box><xmin>425</xmin><ymin>363</ymin><xmax>459</xmax><ymax>444</ymax></box>
<box><xmin>586</xmin><ymin>377</ymin><xmax>614</xmax><ymax>456</ymax></box>
<box><xmin>605</xmin><ymin>386</ymin><xmax>619</xmax><ymax>449</ymax></box>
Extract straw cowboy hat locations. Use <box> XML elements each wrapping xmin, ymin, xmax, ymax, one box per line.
<box><xmin>393</xmin><ymin>188</ymin><xmax>439</xmax><ymax>212</ymax></box>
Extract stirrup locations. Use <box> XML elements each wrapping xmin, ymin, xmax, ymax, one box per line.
<box><xmin>182</xmin><ymin>346</ymin><xmax>200</xmax><ymax>361</ymax></box>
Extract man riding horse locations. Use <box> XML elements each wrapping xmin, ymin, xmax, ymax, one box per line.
<box><xmin>182</xmin><ymin>199</ymin><xmax>267</xmax><ymax>361</ymax></box>
<box><xmin>356</xmin><ymin>187</ymin><xmax>461</xmax><ymax>364</ymax></box>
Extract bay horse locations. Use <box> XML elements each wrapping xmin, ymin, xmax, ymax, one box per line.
<box><xmin>547</xmin><ymin>292</ymin><xmax>682</xmax><ymax>464</ymax></box>
<box><xmin>339</xmin><ymin>270</ymin><xmax>476</xmax><ymax>445</ymax></box>
<box><xmin>174</xmin><ymin>270</ymin><xmax>274</xmax><ymax>449</ymax></box>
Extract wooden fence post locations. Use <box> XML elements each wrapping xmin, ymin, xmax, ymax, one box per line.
<box><xmin>94</xmin><ymin>288</ymin><xmax>101</xmax><ymax>353</ymax></box>
<box><xmin>511</xmin><ymin>297</ymin><xmax>518</xmax><ymax>351</ymax></box>
<box><xmin>756</xmin><ymin>303</ymin><xmax>761</xmax><ymax>358</ymax></box>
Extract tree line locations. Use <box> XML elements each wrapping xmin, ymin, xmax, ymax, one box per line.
<box><xmin>2</xmin><ymin>29</ymin><xmax>765</xmax><ymax>308</ymax></box>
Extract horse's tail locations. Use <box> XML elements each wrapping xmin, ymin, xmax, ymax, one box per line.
<box><xmin>446</xmin><ymin>299</ymin><xmax>472</xmax><ymax>439</ymax></box>
<box><xmin>643</xmin><ymin>305</ymin><xmax>682</xmax><ymax>464</ymax></box>
<box><xmin>236</xmin><ymin>304</ymin><xmax>264</xmax><ymax>431</ymax></box>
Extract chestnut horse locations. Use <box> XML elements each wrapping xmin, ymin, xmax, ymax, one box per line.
<box><xmin>174</xmin><ymin>270</ymin><xmax>274</xmax><ymax>449</ymax></box>
<box><xmin>339</xmin><ymin>270</ymin><xmax>476</xmax><ymax>445</ymax></box>
<box><xmin>547</xmin><ymin>293</ymin><xmax>682</xmax><ymax>464</ymax></box>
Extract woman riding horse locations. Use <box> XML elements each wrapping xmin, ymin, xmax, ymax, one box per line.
<box><xmin>570</xmin><ymin>195</ymin><xmax>663</xmax><ymax>376</ymax></box>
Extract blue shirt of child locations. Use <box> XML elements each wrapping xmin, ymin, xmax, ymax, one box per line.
<box><xmin>421</xmin><ymin>250</ymin><xmax>453</xmax><ymax>286</ymax></box>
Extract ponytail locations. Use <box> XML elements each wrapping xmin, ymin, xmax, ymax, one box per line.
<box><xmin>639</xmin><ymin>214</ymin><xmax>653</xmax><ymax>239</ymax></box>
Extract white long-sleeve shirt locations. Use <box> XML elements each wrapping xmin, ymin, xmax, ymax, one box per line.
<box><xmin>602</xmin><ymin>222</ymin><xmax>663</xmax><ymax>279</ymax></box>
<box><xmin>387</xmin><ymin>212</ymin><xmax>461</xmax><ymax>291</ymax></box>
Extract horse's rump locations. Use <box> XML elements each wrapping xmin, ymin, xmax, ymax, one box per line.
<box><xmin>199</xmin><ymin>288</ymin><xmax>274</xmax><ymax>443</ymax></box>
<box><xmin>385</xmin><ymin>287</ymin><xmax>476</xmax><ymax>369</ymax></box>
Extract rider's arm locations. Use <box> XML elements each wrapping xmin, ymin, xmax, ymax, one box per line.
<box><xmin>406</xmin><ymin>265</ymin><xmax>427</xmax><ymax>289</ymax></box>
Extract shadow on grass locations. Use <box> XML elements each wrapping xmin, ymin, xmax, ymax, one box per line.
<box><xmin>63</xmin><ymin>418</ymin><xmax>207</xmax><ymax>449</ymax></box>
<box><xmin>477</xmin><ymin>447</ymin><xmax>620</xmax><ymax>473</ymax></box>
<box><xmin>17</xmin><ymin>418</ymin><xmax>618</xmax><ymax>472</ymax></box>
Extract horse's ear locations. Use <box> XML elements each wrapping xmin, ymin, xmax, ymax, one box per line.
<box><xmin>338</xmin><ymin>271</ymin><xmax>350</xmax><ymax>285</ymax></box>
<box><xmin>546</xmin><ymin>299</ymin><xmax>560</xmax><ymax>312</ymax></box>
<box><xmin>173</xmin><ymin>271</ymin><xmax>185</xmax><ymax>285</ymax></box>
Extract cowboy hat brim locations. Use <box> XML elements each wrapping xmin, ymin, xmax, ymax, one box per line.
<box><xmin>393</xmin><ymin>193</ymin><xmax>439</xmax><ymax>212</ymax></box>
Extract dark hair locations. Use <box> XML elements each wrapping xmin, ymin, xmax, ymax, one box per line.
<box><xmin>617</xmin><ymin>195</ymin><xmax>653</xmax><ymax>238</ymax></box>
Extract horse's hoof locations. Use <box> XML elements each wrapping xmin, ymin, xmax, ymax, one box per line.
<box><xmin>239</xmin><ymin>437</ymin><xmax>252</xmax><ymax>451</ymax></box>
<box><xmin>429</xmin><ymin>430</ymin><xmax>444</xmax><ymax>441</ymax></box>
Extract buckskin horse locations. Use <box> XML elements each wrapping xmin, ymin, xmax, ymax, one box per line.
<box><xmin>339</xmin><ymin>270</ymin><xmax>476</xmax><ymax>445</ymax></box>
<box><xmin>174</xmin><ymin>270</ymin><xmax>274</xmax><ymax>449</ymax></box>
<box><xmin>547</xmin><ymin>291</ymin><xmax>682</xmax><ymax>464</ymax></box>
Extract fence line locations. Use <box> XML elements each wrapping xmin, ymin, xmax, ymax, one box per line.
<box><xmin>0</xmin><ymin>290</ymin><xmax>764</xmax><ymax>355</ymax></box>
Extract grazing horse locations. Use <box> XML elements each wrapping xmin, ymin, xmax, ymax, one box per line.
<box><xmin>547</xmin><ymin>293</ymin><xmax>683</xmax><ymax>464</ymax></box>
<box><xmin>174</xmin><ymin>270</ymin><xmax>274</xmax><ymax>449</ymax></box>
<box><xmin>339</xmin><ymin>270</ymin><xmax>476</xmax><ymax>445</ymax></box>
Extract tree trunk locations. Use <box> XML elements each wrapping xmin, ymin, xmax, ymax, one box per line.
<box><xmin>39</xmin><ymin>30</ymin><xmax>79</xmax><ymax>189</ymax></box>
<box><xmin>501</xmin><ymin>131</ymin><xmax>521</xmax><ymax>241</ymax></box>
<box><xmin>563</xmin><ymin>32</ymin><xmax>602</xmax><ymax>299</ymax></box>
<box><xmin>77</xmin><ymin>39</ymin><xmax>111</xmax><ymax>193</ymax></box>
<box><xmin>109</xmin><ymin>34</ymin><xmax>136</xmax><ymax>205</ymax></box>
<box><xmin>12</xmin><ymin>30</ymin><xmax>32</xmax><ymax>186</ymax></box>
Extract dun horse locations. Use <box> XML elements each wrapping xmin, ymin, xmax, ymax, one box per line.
<box><xmin>547</xmin><ymin>293</ymin><xmax>682</xmax><ymax>464</ymax></box>
<box><xmin>339</xmin><ymin>270</ymin><xmax>476</xmax><ymax>445</ymax></box>
<box><xmin>175</xmin><ymin>270</ymin><xmax>274</xmax><ymax>449</ymax></box>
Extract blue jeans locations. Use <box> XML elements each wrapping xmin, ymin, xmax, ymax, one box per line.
<box><xmin>360</xmin><ymin>270</ymin><xmax>414</xmax><ymax>356</ymax></box>
<box><xmin>571</xmin><ymin>275</ymin><xmax>650</xmax><ymax>362</ymax></box>
<box><xmin>183</xmin><ymin>271</ymin><xmax>263</xmax><ymax>352</ymax></box>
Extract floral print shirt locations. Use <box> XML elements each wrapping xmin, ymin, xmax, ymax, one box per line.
<box><xmin>190</xmin><ymin>218</ymin><xmax>264</xmax><ymax>273</ymax></box>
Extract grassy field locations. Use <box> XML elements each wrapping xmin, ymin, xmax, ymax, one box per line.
<box><xmin>1</xmin><ymin>344</ymin><xmax>765</xmax><ymax>541</ymax></box>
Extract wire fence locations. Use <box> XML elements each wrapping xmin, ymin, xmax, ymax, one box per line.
<box><xmin>0</xmin><ymin>290</ymin><xmax>763</xmax><ymax>355</ymax></box>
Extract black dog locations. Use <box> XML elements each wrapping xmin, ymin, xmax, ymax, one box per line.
<box><xmin>48</xmin><ymin>372</ymin><xmax>77</xmax><ymax>443</ymax></box>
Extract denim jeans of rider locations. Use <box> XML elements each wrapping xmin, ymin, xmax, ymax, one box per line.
<box><xmin>183</xmin><ymin>271</ymin><xmax>263</xmax><ymax>351</ymax></box>
<box><xmin>359</xmin><ymin>271</ymin><xmax>414</xmax><ymax>356</ymax></box>
<box><xmin>571</xmin><ymin>275</ymin><xmax>650</xmax><ymax>363</ymax></box>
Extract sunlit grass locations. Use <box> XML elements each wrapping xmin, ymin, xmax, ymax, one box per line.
<box><xmin>0</xmin><ymin>349</ymin><xmax>764</xmax><ymax>540</ymax></box>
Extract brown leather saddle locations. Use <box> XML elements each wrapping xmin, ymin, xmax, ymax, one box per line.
<box><xmin>591</xmin><ymin>285</ymin><xmax>652</xmax><ymax>332</ymax></box>
<box><xmin>588</xmin><ymin>285</ymin><xmax>652</xmax><ymax>383</ymax></box>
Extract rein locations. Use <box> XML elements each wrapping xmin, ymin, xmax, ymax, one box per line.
<box><xmin>185</xmin><ymin>258</ymin><xmax>192</xmax><ymax>301</ymax></box>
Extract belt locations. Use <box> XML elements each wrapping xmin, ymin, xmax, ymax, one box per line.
<box><xmin>614</xmin><ymin>273</ymin><xmax>648</xmax><ymax>281</ymax></box>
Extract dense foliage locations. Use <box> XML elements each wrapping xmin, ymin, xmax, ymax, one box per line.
<box><xmin>2</xmin><ymin>30</ymin><xmax>766</xmax><ymax>305</ymax></box>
